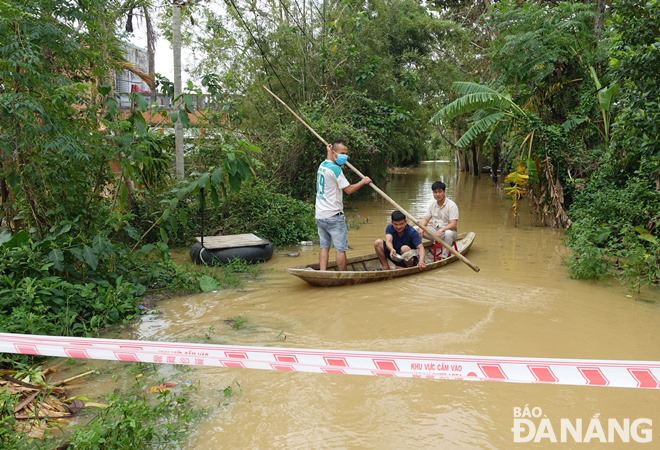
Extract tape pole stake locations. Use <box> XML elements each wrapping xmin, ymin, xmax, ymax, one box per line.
<box><xmin>1</xmin><ymin>333</ymin><xmax>659</xmax><ymax>389</ymax></box>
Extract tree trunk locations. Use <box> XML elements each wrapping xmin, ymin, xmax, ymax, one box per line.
<box><xmin>492</xmin><ymin>138</ymin><xmax>501</xmax><ymax>183</ymax></box>
<box><xmin>144</xmin><ymin>6</ymin><xmax>156</xmax><ymax>105</ymax></box>
<box><xmin>595</xmin><ymin>0</ymin><xmax>608</xmax><ymax>38</ymax></box>
<box><xmin>471</xmin><ymin>142</ymin><xmax>480</xmax><ymax>176</ymax></box>
<box><xmin>173</xmin><ymin>1</ymin><xmax>184</xmax><ymax>179</ymax></box>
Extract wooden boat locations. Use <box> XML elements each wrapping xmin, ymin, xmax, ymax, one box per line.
<box><xmin>286</xmin><ymin>232</ymin><xmax>476</xmax><ymax>287</ymax></box>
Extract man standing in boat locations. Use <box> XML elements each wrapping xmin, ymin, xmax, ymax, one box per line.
<box><xmin>315</xmin><ymin>140</ymin><xmax>371</xmax><ymax>271</ymax></box>
<box><xmin>375</xmin><ymin>210</ymin><xmax>427</xmax><ymax>270</ymax></box>
<box><xmin>416</xmin><ymin>181</ymin><xmax>459</xmax><ymax>258</ymax></box>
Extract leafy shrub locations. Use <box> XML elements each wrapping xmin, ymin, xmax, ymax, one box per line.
<box><xmin>61</xmin><ymin>389</ymin><xmax>203</xmax><ymax>449</ymax></box>
<box><xmin>216</xmin><ymin>180</ymin><xmax>316</xmax><ymax>246</ymax></box>
<box><xmin>0</xmin><ymin>230</ymin><xmax>217</xmax><ymax>339</ymax></box>
<box><xmin>566</xmin><ymin>177</ymin><xmax>658</xmax><ymax>289</ymax></box>
<box><xmin>0</xmin><ymin>387</ymin><xmax>29</xmax><ymax>449</ymax></box>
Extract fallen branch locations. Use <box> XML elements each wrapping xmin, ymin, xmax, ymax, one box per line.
<box><xmin>15</xmin><ymin>413</ymin><xmax>72</xmax><ymax>420</ymax></box>
<box><xmin>14</xmin><ymin>391</ymin><xmax>40</xmax><ymax>413</ymax></box>
<box><xmin>54</xmin><ymin>370</ymin><xmax>95</xmax><ymax>386</ymax></box>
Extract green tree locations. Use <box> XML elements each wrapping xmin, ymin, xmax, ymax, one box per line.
<box><xmin>184</xmin><ymin>0</ymin><xmax>471</xmax><ymax>197</ymax></box>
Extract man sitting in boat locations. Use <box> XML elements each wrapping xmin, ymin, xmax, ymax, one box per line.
<box><xmin>374</xmin><ymin>210</ymin><xmax>427</xmax><ymax>270</ymax></box>
<box><xmin>416</xmin><ymin>181</ymin><xmax>458</xmax><ymax>259</ymax></box>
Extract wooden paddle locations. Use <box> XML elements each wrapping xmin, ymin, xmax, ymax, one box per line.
<box><xmin>263</xmin><ymin>85</ymin><xmax>480</xmax><ymax>273</ymax></box>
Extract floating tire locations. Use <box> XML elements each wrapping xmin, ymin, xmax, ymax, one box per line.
<box><xmin>190</xmin><ymin>241</ymin><xmax>274</xmax><ymax>266</ymax></box>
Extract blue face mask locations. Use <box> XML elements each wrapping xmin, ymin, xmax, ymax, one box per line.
<box><xmin>335</xmin><ymin>153</ymin><xmax>348</xmax><ymax>165</ymax></box>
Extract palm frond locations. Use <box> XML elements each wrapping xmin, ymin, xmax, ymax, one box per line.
<box><xmin>561</xmin><ymin>116</ymin><xmax>587</xmax><ymax>132</ymax></box>
<box><xmin>456</xmin><ymin>112</ymin><xmax>505</xmax><ymax>147</ymax></box>
<box><xmin>452</xmin><ymin>81</ymin><xmax>500</xmax><ymax>96</ymax></box>
<box><xmin>120</xmin><ymin>61</ymin><xmax>156</xmax><ymax>90</ymax></box>
<box><xmin>430</xmin><ymin>93</ymin><xmax>510</xmax><ymax>124</ymax></box>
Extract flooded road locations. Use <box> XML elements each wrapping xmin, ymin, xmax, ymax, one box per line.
<box><xmin>141</xmin><ymin>162</ymin><xmax>659</xmax><ymax>448</ymax></box>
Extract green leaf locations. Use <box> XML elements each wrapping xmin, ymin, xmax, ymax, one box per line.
<box><xmin>455</xmin><ymin>112</ymin><xmax>504</xmax><ymax>148</ymax></box>
<box><xmin>137</xmin><ymin>244</ymin><xmax>154</xmax><ymax>255</ymax></box>
<box><xmin>179</xmin><ymin>210</ymin><xmax>188</xmax><ymax>226</ymax></box>
<box><xmin>634</xmin><ymin>226</ymin><xmax>657</xmax><ymax>244</ymax></box>
<box><xmin>169</xmin><ymin>112</ymin><xmax>179</xmax><ymax>123</ymax></box>
<box><xmin>159</xmin><ymin>227</ymin><xmax>169</xmax><ymax>243</ymax></box>
<box><xmin>124</xmin><ymin>224</ymin><xmax>141</xmax><ymax>241</ymax></box>
<box><xmin>236</xmin><ymin>159</ymin><xmax>251</xmax><ymax>180</ymax></box>
<box><xmin>598</xmin><ymin>83</ymin><xmax>620</xmax><ymax>113</ymax></box>
<box><xmin>132</xmin><ymin>112</ymin><xmax>147</xmax><ymax>133</ymax></box>
<box><xmin>119</xmin><ymin>183</ymin><xmax>129</xmax><ymax>208</ymax></box>
<box><xmin>210</xmin><ymin>167</ymin><xmax>224</xmax><ymax>185</ymax></box>
<box><xmin>431</xmin><ymin>93</ymin><xmax>513</xmax><ymax>124</ymax></box>
<box><xmin>210</xmin><ymin>185</ymin><xmax>220</xmax><ymax>206</ymax></box>
<box><xmin>183</xmin><ymin>94</ymin><xmax>194</xmax><ymax>112</ymax></box>
<box><xmin>593</xmin><ymin>228</ymin><xmax>611</xmax><ymax>245</ymax></box>
<box><xmin>638</xmin><ymin>234</ymin><xmax>657</xmax><ymax>244</ymax></box>
<box><xmin>69</xmin><ymin>248</ymin><xmax>84</xmax><ymax>263</ymax></box>
<box><xmin>134</xmin><ymin>93</ymin><xmax>148</xmax><ymax>111</ymax></box>
<box><xmin>99</xmin><ymin>84</ymin><xmax>111</xmax><ymax>96</ymax></box>
<box><xmin>225</xmin><ymin>157</ymin><xmax>237</xmax><ymax>175</ymax></box>
<box><xmin>106</xmin><ymin>98</ymin><xmax>117</xmax><ymax>118</ymax></box>
<box><xmin>562</xmin><ymin>117</ymin><xmax>587</xmax><ymax>132</ymax></box>
<box><xmin>199</xmin><ymin>275</ymin><xmax>220</xmax><ymax>292</ymax></box>
<box><xmin>3</xmin><ymin>230</ymin><xmax>30</xmax><ymax>248</ymax></box>
<box><xmin>228</xmin><ymin>174</ymin><xmax>242</xmax><ymax>192</ymax></box>
<box><xmin>588</xmin><ymin>65</ymin><xmax>602</xmax><ymax>90</ymax></box>
<box><xmin>179</xmin><ymin>110</ymin><xmax>191</xmax><ymax>127</ymax></box>
<box><xmin>197</xmin><ymin>173</ymin><xmax>210</xmax><ymax>189</ymax></box>
<box><xmin>52</xmin><ymin>223</ymin><xmax>72</xmax><ymax>239</ymax></box>
<box><xmin>0</xmin><ymin>230</ymin><xmax>11</xmax><ymax>245</ymax></box>
<box><xmin>48</xmin><ymin>249</ymin><xmax>65</xmax><ymax>271</ymax></box>
<box><xmin>7</xmin><ymin>172</ymin><xmax>20</xmax><ymax>192</ymax></box>
<box><xmin>82</xmin><ymin>245</ymin><xmax>98</xmax><ymax>270</ymax></box>
<box><xmin>451</xmin><ymin>81</ymin><xmax>500</xmax><ymax>96</ymax></box>
<box><xmin>525</xmin><ymin>159</ymin><xmax>539</xmax><ymax>184</ymax></box>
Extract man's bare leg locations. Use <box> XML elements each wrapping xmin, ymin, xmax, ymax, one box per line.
<box><xmin>374</xmin><ymin>239</ymin><xmax>390</xmax><ymax>270</ymax></box>
<box><xmin>336</xmin><ymin>250</ymin><xmax>347</xmax><ymax>271</ymax></box>
<box><xmin>319</xmin><ymin>247</ymin><xmax>330</xmax><ymax>270</ymax></box>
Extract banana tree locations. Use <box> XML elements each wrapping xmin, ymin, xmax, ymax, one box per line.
<box><xmin>588</xmin><ymin>65</ymin><xmax>619</xmax><ymax>149</ymax></box>
<box><xmin>431</xmin><ymin>81</ymin><xmax>541</xmax><ymax>224</ymax></box>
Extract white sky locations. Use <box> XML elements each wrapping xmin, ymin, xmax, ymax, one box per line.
<box><xmin>126</xmin><ymin>18</ymin><xmax>192</xmax><ymax>83</ymax></box>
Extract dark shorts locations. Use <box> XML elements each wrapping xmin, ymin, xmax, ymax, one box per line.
<box><xmin>383</xmin><ymin>242</ymin><xmax>418</xmax><ymax>267</ymax></box>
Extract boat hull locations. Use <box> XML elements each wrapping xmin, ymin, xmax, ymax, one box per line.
<box><xmin>286</xmin><ymin>232</ymin><xmax>475</xmax><ymax>287</ymax></box>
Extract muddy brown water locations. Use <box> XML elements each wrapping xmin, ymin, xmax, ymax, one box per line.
<box><xmin>90</xmin><ymin>162</ymin><xmax>660</xmax><ymax>448</ymax></box>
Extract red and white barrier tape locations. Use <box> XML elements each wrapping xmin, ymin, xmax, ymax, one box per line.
<box><xmin>1</xmin><ymin>333</ymin><xmax>659</xmax><ymax>389</ymax></box>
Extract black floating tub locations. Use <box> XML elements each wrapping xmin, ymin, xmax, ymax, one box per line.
<box><xmin>190</xmin><ymin>241</ymin><xmax>273</xmax><ymax>265</ymax></box>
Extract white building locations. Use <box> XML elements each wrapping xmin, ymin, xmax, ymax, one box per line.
<box><xmin>116</xmin><ymin>42</ymin><xmax>150</xmax><ymax>94</ymax></box>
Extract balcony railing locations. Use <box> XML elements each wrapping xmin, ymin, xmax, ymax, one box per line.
<box><xmin>117</xmin><ymin>91</ymin><xmax>214</xmax><ymax>111</ymax></box>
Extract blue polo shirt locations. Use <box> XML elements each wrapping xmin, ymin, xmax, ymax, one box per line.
<box><xmin>385</xmin><ymin>224</ymin><xmax>422</xmax><ymax>253</ymax></box>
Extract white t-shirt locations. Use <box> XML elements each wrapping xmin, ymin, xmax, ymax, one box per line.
<box><xmin>315</xmin><ymin>160</ymin><xmax>350</xmax><ymax>219</ymax></box>
<box><xmin>424</xmin><ymin>198</ymin><xmax>459</xmax><ymax>229</ymax></box>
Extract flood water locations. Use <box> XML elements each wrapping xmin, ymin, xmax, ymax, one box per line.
<box><xmin>141</xmin><ymin>162</ymin><xmax>659</xmax><ymax>448</ymax></box>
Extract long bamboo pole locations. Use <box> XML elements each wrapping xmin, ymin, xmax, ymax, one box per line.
<box><xmin>263</xmin><ymin>86</ymin><xmax>480</xmax><ymax>273</ymax></box>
